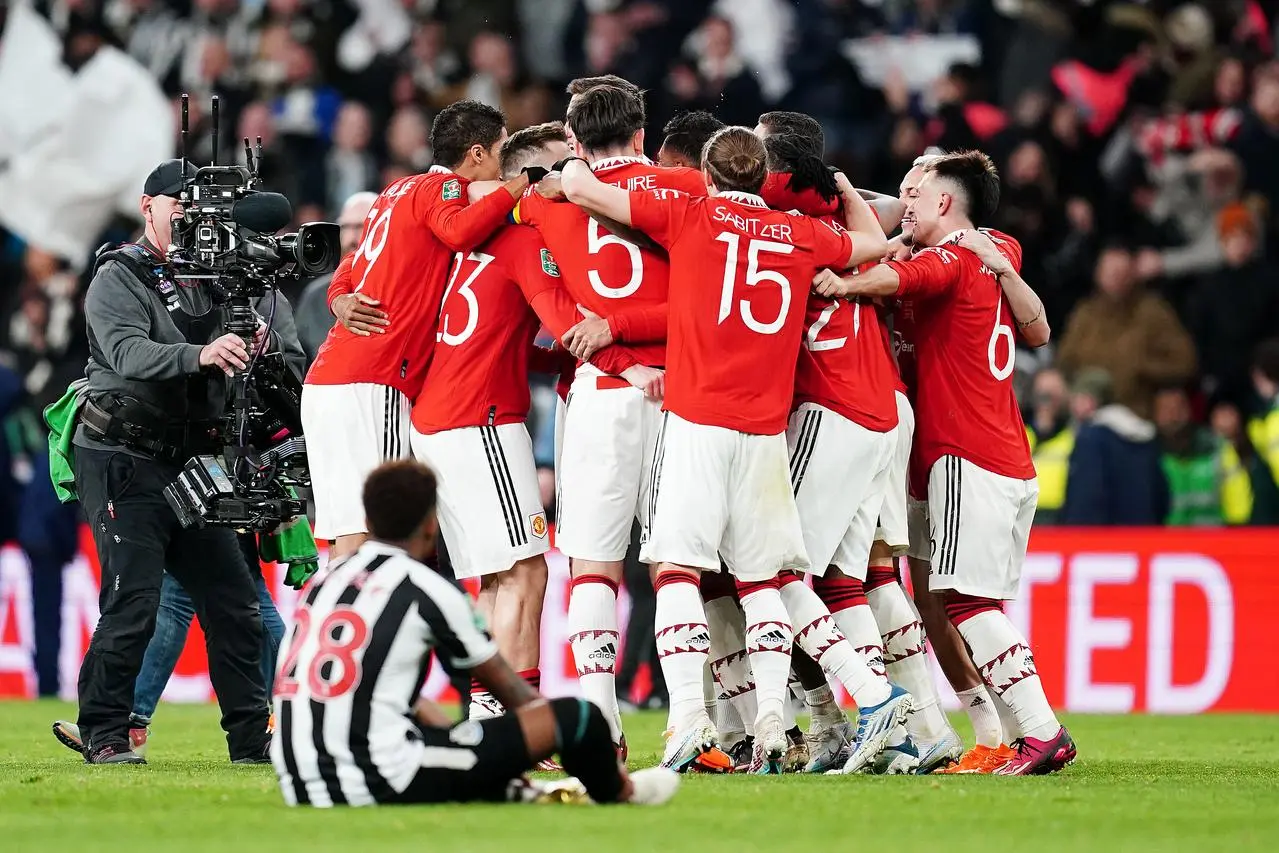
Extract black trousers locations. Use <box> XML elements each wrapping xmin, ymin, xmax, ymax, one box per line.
<box><xmin>73</xmin><ymin>445</ymin><xmax>269</xmax><ymax>758</ymax></box>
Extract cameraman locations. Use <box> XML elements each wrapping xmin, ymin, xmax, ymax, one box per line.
<box><xmin>70</xmin><ymin>159</ymin><xmax>303</xmax><ymax>765</ymax></box>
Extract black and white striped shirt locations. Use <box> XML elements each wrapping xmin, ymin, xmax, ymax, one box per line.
<box><xmin>270</xmin><ymin>541</ymin><xmax>497</xmax><ymax>807</ymax></box>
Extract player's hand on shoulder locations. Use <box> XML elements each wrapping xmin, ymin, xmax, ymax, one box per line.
<box><xmin>536</xmin><ymin>173</ymin><xmax>564</xmax><ymax>200</ymax></box>
<box><xmin>562</xmin><ymin>305</ymin><xmax>613</xmax><ymax>359</ymax></box>
<box><xmin>332</xmin><ymin>293</ymin><xmax>390</xmax><ymax>336</ymax></box>
<box><xmin>622</xmin><ymin>364</ymin><xmax>664</xmax><ymax>401</ymax></box>
<box><xmin>831</xmin><ymin>169</ymin><xmax>856</xmax><ymax>199</ymax></box>
<box><xmin>812</xmin><ymin>267</ymin><xmax>850</xmax><ymax>298</ymax></box>
<box><xmin>884</xmin><ymin>234</ymin><xmax>911</xmax><ymax>262</ymax></box>
<box><xmin>956</xmin><ymin>230</ymin><xmax>1012</xmax><ymax>275</ymax></box>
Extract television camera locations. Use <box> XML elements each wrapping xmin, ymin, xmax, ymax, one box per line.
<box><xmin>161</xmin><ymin>94</ymin><xmax>339</xmax><ymax>532</ymax></box>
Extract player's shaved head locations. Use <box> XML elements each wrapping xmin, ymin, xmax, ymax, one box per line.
<box><xmin>756</xmin><ymin>111</ymin><xmax>825</xmax><ymax>153</ymax></box>
<box><xmin>566</xmin><ymin>83</ymin><xmax>646</xmax><ymax>154</ymax></box>
<box><xmin>660</xmin><ymin>110</ymin><xmax>725</xmax><ymax>168</ymax></box>
<box><xmin>500</xmin><ymin>121</ymin><xmax>569</xmax><ymax>179</ymax></box>
<box><xmin>923</xmin><ymin>150</ymin><xmax>1001</xmax><ymax>225</ymax></box>
<box><xmin>364</xmin><ymin>460</ymin><xmax>439</xmax><ymax>546</ymax></box>
<box><xmin>703</xmin><ymin>126</ymin><xmax>767</xmax><ymax>194</ymax></box>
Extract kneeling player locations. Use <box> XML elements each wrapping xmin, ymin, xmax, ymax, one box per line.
<box><xmin>271</xmin><ymin>460</ymin><xmax>677</xmax><ymax>807</ymax></box>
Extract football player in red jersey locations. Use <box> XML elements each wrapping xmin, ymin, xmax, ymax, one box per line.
<box><xmin>756</xmin><ymin>120</ymin><xmax>964</xmax><ymax>774</ymax></box>
<box><xmin>559</xmin><ymin>127</ymin><xmax>916</xmax><ymax>775</ymax></box>
<box><xmin>865</xmin><ymin>155</ymin><xmax>1048</xmax><ymax>774</ymax></box>
<box><xmin>408</xmin><ymin>122</ymin><xmax>656</xmax><ymax>729</ymax></box>
<box><xmin>888</xmin><ymin>154</ymin><xmax>1018</xmax><ymax>773</ymax></box>
<box><xmin>304</xmin><ymin>101</ymin><xmax>544</xmax><ymax>559</ymax></box>
<box><xmin>656</xmin><ymin>110</ymin><xmax>725</xmax><ymax>169</ymax></box>
<box><xmin>509</xmin><ymin>82</ymin><xmax>706</xmax><ymax>753</ymax></box>
<box><xmin>814</xmin><ymin>151</ymin><xmax>1074</xmax><ymax>776</ymax></box>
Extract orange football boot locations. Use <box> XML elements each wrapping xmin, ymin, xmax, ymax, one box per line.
<box><xmin>935</xmin><ymin>743</ymin><xmax>1017</xmax><ymax>774</ymax></box>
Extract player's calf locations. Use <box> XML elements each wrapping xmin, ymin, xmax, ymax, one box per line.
<box><xmin>778</xmin><ymin>572</ymin><xmax>901</xmax><ymax>709</ymax></box>
<box><xmin>908</xmin><ymin>555</ymin><xmax>1002</xmax><ymax>750</ymax></box>
<box><xmin>654</xmin><ymin>567</ymin><xmax>722</xmax><ymax>771</ymax></box>
<box><xmin>812</xmin><ymin>570</ymin><xmax>887</xmax><ymax>681</ymax></box>
<box><xmin>866</xmin><ymin>562</ymin><xmax>956</xmax><ymax>757</ymax></box>
<box><xmin>567</xmin><ymin>565</ymin><xmax>625</xmax><ymax>745</ymax></box>
<box><xmin>703</xmin><ymin>571</ymin><xmax>756</xmax><ymax>745</ymax></box>
<box><xmin>945</xmin><ymin>592</ymin><xmax>1072</xmax><ymax>774</ymax></box>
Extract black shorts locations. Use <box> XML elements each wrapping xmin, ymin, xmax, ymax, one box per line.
<box><xmin>392</xmin><ymin>714</ymin><xmax>533</xmax><ymax>804</ymax></box>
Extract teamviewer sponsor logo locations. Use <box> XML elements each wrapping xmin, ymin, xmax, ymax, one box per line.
<box><xmin>589</xmin><ymin>643</ymin><xmax>617</xmax><ymax>661</ymax></box>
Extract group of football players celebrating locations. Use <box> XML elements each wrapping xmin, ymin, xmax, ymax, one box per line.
<box><xmin>297</xmin><ymin>71</ymin><xmax>1077</xmax><ymax>779</ymax></box>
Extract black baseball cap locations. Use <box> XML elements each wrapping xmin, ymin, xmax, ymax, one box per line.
<box><xmin>143</xmin><ymin>159</ymin><xmax>195</xmax><ymax>198</ymax></box>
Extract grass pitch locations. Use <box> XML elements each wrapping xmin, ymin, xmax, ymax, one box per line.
<box><xmin>1</xmin><ymin>701</ymin><xmax>1277</xmax><ymax>853</ymax></box>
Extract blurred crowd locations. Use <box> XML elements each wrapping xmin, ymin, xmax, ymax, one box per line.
<box><xmin>3</xmin><ymin>0</ymin><xmax>1279</xmax><ymax>536</ymax></box>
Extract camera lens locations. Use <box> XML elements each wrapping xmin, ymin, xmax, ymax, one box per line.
<box><xmin>291</xmin><ymin>223</ymin><xmax>340</xmax><ymax>276</ymax></box>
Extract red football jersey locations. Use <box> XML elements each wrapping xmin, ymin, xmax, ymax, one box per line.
<box><xmin>889</xmin><ymin>297</ymin><xmax>918</xmax><ymax>398</ymax></box>
<box><xmin>760</xmin><ymin>174</ymin><xmax>898</xmax><ymax>433</ymax></box>
<box><xmin>307</xmin><ymin>167</ymin><xmax>517</xmax><ymax>398</ymax></box>
<box><xmin>886</xmin><ymin>229</ymin><xmax>1034</xmax><ymax>481</ymax></box>
<box><xmin>629</xmin><ymin>189</ymin><xmax>853</xmax><ymax>435</ymax></box>
<box><xmin>413</xmin><ymin>226</ymin><xmax>641</xmax><ymax>433</ymax></box>
<box><xmin>513</xmin><ymin>157</ymin><xmax>707</xmax><ymax>369</ymax></box>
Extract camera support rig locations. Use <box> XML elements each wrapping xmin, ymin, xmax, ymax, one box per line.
<box><xmin>161</xmin><ymin>94</ymin><xmax>337</xmax><ymax>532</ymax></box>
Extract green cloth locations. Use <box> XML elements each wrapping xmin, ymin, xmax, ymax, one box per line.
<box><xmin>1162</xmin><ymin>429</ymin><xmax>1224</xmax><ymax>526</ymax></box>
<box><xmin>260</xmin><ymin>496</ymin><xmax>320</xmax><ymax>589</ymax></box>
<box><xmin>44</xmin><ymin>379</ymin><xmax>88</xmax><ymax>504</ymax></box>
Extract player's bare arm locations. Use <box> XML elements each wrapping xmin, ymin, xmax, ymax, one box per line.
<box><xmin>813</xmin><ymin>263</ymin><xmax>900</xmax><ymax>299</ymax></box>
<box><xmin>855</xmin><ymin>186</ymin><xmax>907</xmax><ymax>233</ymax></box>
<box><xmin>832</xmin><ymin>172</ymin><xmax>888</xmax><ymax>266</ymax></box>
<box><xmin>956</xmin><ymin>230</ymin><xmax>1050</xmax><ymax>347</ymax></box>
<box><xmin>559</xmin><ymin>158</ymin><xmax>634</xmax><ymax>226</ymax></box>
<box><xmin>412</xmin><ymin>697</ymin><xmax>454</xmax><ymax>728</ymax></box>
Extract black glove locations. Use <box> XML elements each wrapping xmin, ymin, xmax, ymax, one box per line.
<box><xmin>522</xmin><ymin>165</ymin><xmax>549</xmax><ymax>183</ymax></box>
<box><xmin>552</xmin><ymin>156</ymin><xmax>589</xmax><ymax>172</ymax></box>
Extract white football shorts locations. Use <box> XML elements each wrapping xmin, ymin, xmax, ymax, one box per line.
<box><xmin>787</xmin><ymin>403</ymin><xmax>896</xmax><ymax>580</ymax></box>
<box><xmin>411</xmin><ymin>423</ymin><xmax>550</xmax><ymax>580</ymax></box>
<box><xmin>302</xmin><ymin>382</ymin><xmax>410</xmax><ymax>540</ymax></box>
<box><xmin>874</xmin><ymin>390</ymin><xmax>914</xmax><ymax>554</ymax></box>
<box><xmin>927</xmin><ymin>455</ymin><xmax>1039</xmax><ymax>600</ymax></box>
<box><xmin>640</xmin><ymin>412</ymin><xmax>809</xmax><ymax>582</ymax></box>
<box><xmin>555</xmin><ymin>365</ymin><xmax>663</xmax><ymax>563</ymax></box>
